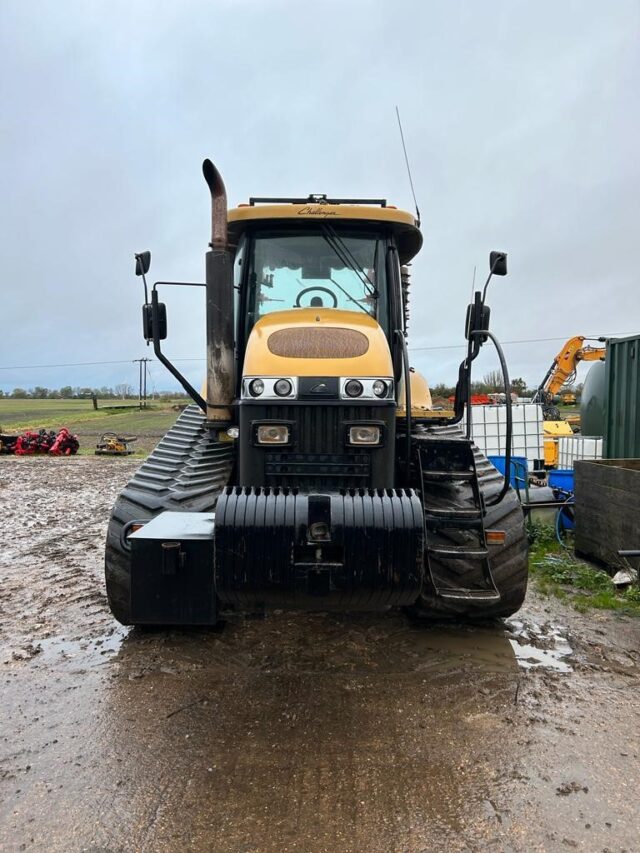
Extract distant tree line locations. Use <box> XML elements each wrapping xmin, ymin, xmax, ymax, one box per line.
<box><xmin>2</xmin><ymin>374</ymin><xmax>582</xmax><ymax>403</ymax></box>
<box><xmin>430</xmin><ymin>373</ymin><xmax>532</xmax><ymax>400</ymax></box>
<box><xmin>0</xmin><ymin>386</ymin><xmax>190</xmax><ymax>401</ymax></box>
<box><xmin>430</xmin><ymin>372</ymin><xmax>583</xmax><ymax>401</ymax></box>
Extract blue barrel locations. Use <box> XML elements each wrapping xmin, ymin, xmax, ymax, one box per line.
<box><xmin>548</xmin><ymin>469</ymin><xmax>575</xmax><ymax>530</ymax></box>
<box><xmin>488</xmin><ymin>455</ymin><xmax>528</xmax><ymax>490</ymax></box>
<box><xmin>548</xmin><ymin>469</ymin><xmax>574</xmax><ymax>492</ymax></box>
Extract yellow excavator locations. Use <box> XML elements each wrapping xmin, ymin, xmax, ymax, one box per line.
<box><xmin>104</xmin><ymin>160</ymin><xmax>528</xmax><ymax>626</ymax></box>
<box><xmin>532</xmin><ymin>336</ymin><xmax>606</xmax><ymax>466</ymax></box>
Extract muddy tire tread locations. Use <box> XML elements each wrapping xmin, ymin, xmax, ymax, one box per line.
<box><xmin>104</xmin><ymin>405</ymin><xmax>234</xmax><ymax>624</ymax></box>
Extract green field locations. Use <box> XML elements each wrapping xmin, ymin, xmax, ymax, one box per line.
<box><xmin>0</xmin><ymin>398</ymin><xmax>185</xmax><ymax>455</ymax></box>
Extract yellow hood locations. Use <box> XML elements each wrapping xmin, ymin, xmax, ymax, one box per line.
<box><xmin>242</xmin><ymin>308</ymin><xmax>393</xmax><ymax>378</ymax></box>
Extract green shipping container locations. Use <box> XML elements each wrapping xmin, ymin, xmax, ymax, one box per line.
<box><xmin>604</xmin><ymin>334</ymin><xmax>640</xmax><ymax>458</ymax></box>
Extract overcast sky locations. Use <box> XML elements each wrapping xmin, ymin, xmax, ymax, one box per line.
<box><xmin>1</xmin><ymin>0</ymin><xmax>638</xmax><ymax>395</ymax></box>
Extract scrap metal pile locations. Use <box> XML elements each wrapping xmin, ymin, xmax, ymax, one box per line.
<box><xmin>0</xmin><ymin>428</ymin><xmax>79</xmax><ymax>456</ymax></box>
<box><xmin>95</xmin><ymin>432</ymin><xmax>136</xmax><ymax>456</ymax></box>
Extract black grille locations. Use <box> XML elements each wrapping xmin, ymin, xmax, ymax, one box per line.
<box><xmin>263</xmin><ymin>404</ymin><xmax>375</xmax><ymax>489</ymax></box>
<box><xmin>265</xmin><ymin>452</ymin><xmax>370</xmax><ymax>488</ymax></box>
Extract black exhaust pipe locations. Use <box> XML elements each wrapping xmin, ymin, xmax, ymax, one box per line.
<box><xmin>202</xmin><ymin>159</ymin><xmax>234</xmax><ymax>426</ymax></box>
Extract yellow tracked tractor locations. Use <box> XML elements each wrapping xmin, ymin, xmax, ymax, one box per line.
<box><xmin>105</xmin><ymin>161</ymin><xmax>528</xmax><ymax>625</ymax></box>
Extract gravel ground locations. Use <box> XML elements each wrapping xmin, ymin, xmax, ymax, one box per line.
<box><xmin>0</xmin><ymin>456</ymin><xmax>638</xmax><ymax>852</ymax></box>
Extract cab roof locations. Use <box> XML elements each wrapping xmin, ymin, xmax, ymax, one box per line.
<box><xmin>227</xmin><ymin>194</ymin><xmax>423</xmax><ymax>263</ymax></box>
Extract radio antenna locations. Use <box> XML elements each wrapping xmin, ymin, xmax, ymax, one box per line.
<box><xmin>395</xmin><ymin>106</ymin><xmax>421</xmax><ymax>227</ymax></box>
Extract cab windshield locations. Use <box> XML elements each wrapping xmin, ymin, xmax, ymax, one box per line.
<box><xmin>244</xmin><ymin>227</ymin><xmax>388</xmax><ymax>333</ymax></box>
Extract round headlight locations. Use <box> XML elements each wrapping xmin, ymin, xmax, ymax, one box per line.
<box><xmin>345</xmin><ymin>379</ymin><xmax>364</xmax><ymax>398</ymax></box>
<box><xmin>249</xmin><ymin>378</ymin><xmax>265</xmax><ymax>397</ymax></box>
<box><xmin>372</xmin><ymin>379</ymin><xmax>387</xmax><ymax>398</ymax></box>
<box><xmin>274</xmin><ymin>378</ymin><xmax>293</xmax><ymax>397</ymax></box>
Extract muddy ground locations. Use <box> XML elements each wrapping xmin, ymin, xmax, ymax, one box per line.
<box><xmin>0</xmin><ymin>457</ymin><xmax>638</xmax><ymax>853</ymax></box>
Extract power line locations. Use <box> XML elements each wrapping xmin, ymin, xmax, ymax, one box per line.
<box><xmin>0</xmin><ymin>359</ymin><xmax>139</xmax><ymax>371</ymax></box>
<box><xmin>409</xmin><ymin>334</ymin><xmax>630</xmax><ymax>353</ymax></box>
<box><xmin>0</xmin><ymin>357</ymin><xmax>205</xmax><ymax>371</ymax></box>
<box><xmin>0</xmin><ymin>334</ymin><xmax>632</xmax><ymax>371</ymax></box>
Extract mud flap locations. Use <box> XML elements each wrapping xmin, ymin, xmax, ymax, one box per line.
<box><xmin>214</xmin><ymin>488</ymin><xmax>424</xmax><ymax>611</ymax></box>
<box><xmin>129</xmin><ymin>512</ymin><xmax>216</xmax><ymax>625</ymax></box>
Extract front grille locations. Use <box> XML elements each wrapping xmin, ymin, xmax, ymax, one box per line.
<box><xmin>263</xmin><ymin>404</ymin><xmax>375</xmax><ymax>489</ymax></box>
<box><xmin>265</xmin><ymin>452</ymin><xmax>370</xmax><ymax>488</ymax></box>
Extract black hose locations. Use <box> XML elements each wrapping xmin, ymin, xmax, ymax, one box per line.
<box><xmin>470</xmin><ymin>329</ymin><xmax>512</xmax><ymax>506</ymax></box>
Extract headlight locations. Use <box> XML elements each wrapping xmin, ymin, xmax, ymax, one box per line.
<box><xmin>274</xmin><ymin>378</ymin><xmax>293</xmax><ymax>397</ymax></box>
<box><xmin>348</xmin><ymin>425</ymin><xmax>381</xmax><ymax>445</ymax></box>
<box><xmin>242</xmin><ymin>377</ymin><xmax>297</xmax><ymax>399</ymax></box>
<box><xmin>249</xmin><ymin>378</ymin><xmax>265</xmax><ymax>397</ymax></box>
<box><xmin>345</xmin><ymin>379</ymin><xmax>364</xmax><ymax>398</ymax></box>
<box><xmin>256</xmin><ymin>424</ymin><xmax>290</xmax><ymax>444</ymax></box>
<box><xmin>340</xmin><ymin>378</ymin><xmax>393</xmax><ymax>400</ymax></box>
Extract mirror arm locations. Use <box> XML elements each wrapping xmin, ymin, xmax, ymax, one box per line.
<box><xmin>151</xmin><ymin>281</ymin><xmax>206</xmax><ymax>291</ymax></box>
<box><xmin>135</xmin><ymin>252</ymin><xmax>151</xmax><ymax>303</ymax></box>
<box><xmin>150</xmin><ymin>288</ymin><xmax>206</xmax><ymax>412</ymax></box>
<box><xmin>481</xmin><ymin>270</ymin><xmax>493</xmax><ymax>305</ymax></box>
<box><xmin>481</xmin><ymin>251</ymin><xmax>507</xmax><ymax>303</ymax></box>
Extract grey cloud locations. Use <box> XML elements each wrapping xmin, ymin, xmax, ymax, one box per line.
<box><xmin>1</xmin><ymin>0</ymin><xmax>638</xmax><ymax>393</ymax></box>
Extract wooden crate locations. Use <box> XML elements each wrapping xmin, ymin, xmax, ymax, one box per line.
<box><xmin>575</xmin><ymin>459</ymin><xmax>640</xmax><ymax>569</ymax></box>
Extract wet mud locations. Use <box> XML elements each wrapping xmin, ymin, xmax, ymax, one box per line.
<box><xmin>1</xmin><ymin>457</ymin><xmax>638</xmax><ymax>852</ymax></box>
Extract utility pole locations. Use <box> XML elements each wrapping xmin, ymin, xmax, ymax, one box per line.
<box><xmin>133</xmin><ymin>358</ymin><xmax>152</xmax><ymax>409</ymax></box>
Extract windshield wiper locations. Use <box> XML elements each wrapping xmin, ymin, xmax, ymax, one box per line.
<box><xmin>320</xmin><ymin>225</ymin><xmax>379</xmax><ymax>299</ymax></box>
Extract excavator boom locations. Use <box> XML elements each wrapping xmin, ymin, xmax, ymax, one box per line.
<box><xmin>536</xmin><ymin>336</ymin><xmax>606</xmax><ymax>399</ymax></box>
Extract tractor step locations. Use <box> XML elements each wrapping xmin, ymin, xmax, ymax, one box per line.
<box><xmin>424</xmin><ymin>507</ymin><xmax>484</xmax><ymax>530</ymax></box>
<box><xmin>415</xmin><ymin>434</ymin><xmax>501</xmax><ymax>603</ymax></box>
<box><xmin>424</xmin><ymin>506</ymin><xmax>482</xmax><ymax>517</ymax></box>
<box><xmin>421</xmin><ymin>470</ymin><xmax>475</xmax><ymax>482</ymax></box>
<box><xmin>436</xmin><ymin>588</ymin><xmax>502</xmax><ymax>602</ymax></box>
<box><xmin>427</xmin><ymin>546</ymin><xmax>489</xmax><ymax>560</ymax></box>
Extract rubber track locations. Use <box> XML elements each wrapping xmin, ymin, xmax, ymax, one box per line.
<box><xmin>104</xmin><ymin>405</ymin><xmax>235</xmax><ymax>624</ymax></box>
<box><xmin>408</xmin><ymin>423</ymin><xmax>529</xmax><ymax>620</ymax></box>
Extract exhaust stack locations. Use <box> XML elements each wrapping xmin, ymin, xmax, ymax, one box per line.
<box><xmin>202</xmin><ymin>159</ymin><xmax>234</xmax><ymax>426</ymax></box>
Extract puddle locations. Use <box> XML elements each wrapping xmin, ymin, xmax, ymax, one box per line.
<box><xmin>506</xmin><ymin>619</ymin><xmax>573</xmax><ymax>672</ymax></box>
<box><xmin>37</xmin><ymin>625</ymin><xmax>130</xmax><ymax>664</ymax></box>
<box><xmin>109</xmin><ymin>612</ymin><xmax>520</xmax><ymax>679</ymax></box>
<box><xmin>509</xmin><ymin>640</ymin><xmax>573</xmax><ymax>672</ymax></box>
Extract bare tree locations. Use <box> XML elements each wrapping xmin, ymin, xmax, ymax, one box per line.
<box><xmin>115</xmin><ymin>383</ymin><xmax>133</xmax><ymax>399</ymax></box>
<box><xmin>481</xmin><ymin>370</ymin><xmax>503</xmax><ymax>392</ymax></box>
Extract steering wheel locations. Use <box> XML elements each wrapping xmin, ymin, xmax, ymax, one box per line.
<box><xmin>294</xmin><ymin>286</ymin><xmax>338</xmax><ymax>308</ymax></box>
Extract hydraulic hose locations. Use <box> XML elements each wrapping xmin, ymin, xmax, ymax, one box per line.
<box><xmin>470</xmin><ymin>329</ymin><xmax>512</xmax><ymax>506</ymax></box>
<box><xmin>396</xmin><ymin>330</ymin><xmax>412</xmax><ymax>483</ymax></box>
<box><xmin>555</xmin><ymin>494</ymin><xmax>575</xmax><ymax>549</ymax></box>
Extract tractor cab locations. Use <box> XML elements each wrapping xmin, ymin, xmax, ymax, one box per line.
<box><xmin>228</xmin><ymin>197</ymin><xmax>422</xmax><ymax>383</ymax></box>
<box><xmin>224</xmin><ymin>197</ymin><xmax>423</xmax><ymax>489</ymax></box>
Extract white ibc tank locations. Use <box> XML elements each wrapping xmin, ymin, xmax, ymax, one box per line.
<box><xmin>463</xmin><ymin>403</ymin><xmax>544</xmax><ymax>470</ymax></box>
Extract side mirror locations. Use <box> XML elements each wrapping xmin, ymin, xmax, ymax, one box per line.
<box><xmin>142</xmin><ymin>303</ymin><xmax>167</xmax><ymax>341</ymax></box>
<box><xmin>135</xmin><ymin>251</ymin><xmax>151</xmax><ymax>277</ymax></box>
<box><xmin>490</xmin><ymin>251</ymin><xmax>507</xmax><ymax>276</ymax></box>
